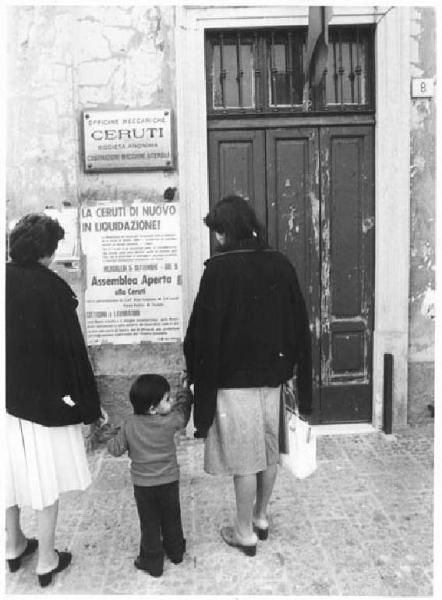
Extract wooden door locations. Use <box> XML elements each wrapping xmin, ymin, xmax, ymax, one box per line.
<box><xmin>207</xmin><ymin>125</ymin><xmax>374</xmax><ymax>424</ymax></box>
<box><xmin>319</xmin><ymin>126</ymin><xmax>375</xmax><ymax>422</ymax></box>
<box><xmin>265</xmin><ymin>128</ymin><xmax>321</xmax><ymax>416</ymax></box>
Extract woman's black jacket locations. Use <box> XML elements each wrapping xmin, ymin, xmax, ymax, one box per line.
<box><xmin>184</xmin><ymin>247</ymin><xmax>312</xmax><ymax>437</ymax></box>
<box><xmin>6</xmin><ymin>261</ymin><xmax>102</xmax><ymax>426</ymax></box>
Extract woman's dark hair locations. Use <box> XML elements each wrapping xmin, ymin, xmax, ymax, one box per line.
<box><xmin>9</xmin><ymin>214</ymin><xmax>65</xmax><ymax>264</ymax></box>
<box><xmin>129</xmin><ymin>374</ymin><xmax>170</xmax><ymax>415</ymax></box>
<box><xmin>204</xmin><ymin>195</ymin><xmax>267</xmax><ymax>251</ymax></box>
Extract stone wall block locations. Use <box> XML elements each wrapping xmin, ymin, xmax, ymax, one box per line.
<box><xmin>90</xmin><ymin>342</ymin><xmax>185</xmax><ymax>377</ymax></box>
<box><xmin>96</xmin><ymin>370</ymin><xmax>184</xmax><ymax>425</ymax></box>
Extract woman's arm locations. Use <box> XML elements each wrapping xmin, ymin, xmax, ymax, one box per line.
<box><xmin>49</xmin><ymin>279</ymin><xmax>103</xmax><ymax>424</ymax></box>
<box><xmin>183</xmin><ymin>261</ymin><xmax>225</xmax><ymax>437</ymax></box>
<box><xmin>172</xmin><ymin>389</ymin><xmax>193</xmax><ymax>430</ymax></box>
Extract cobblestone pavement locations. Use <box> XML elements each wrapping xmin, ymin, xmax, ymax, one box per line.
<box><xmin>5</xmin><ymin>423</ymin><xmax>435</xmax><ymax>596</ymax></box>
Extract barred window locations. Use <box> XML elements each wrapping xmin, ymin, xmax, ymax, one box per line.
<box><xmin>205</xmin><ymin>26</ymin><xmax>375</xmax><ymax>114</ymax></box>
<box><xmin>325</xmin><ymin>28</ymin><xmax>373</xmax><ymax>106</ymax></box>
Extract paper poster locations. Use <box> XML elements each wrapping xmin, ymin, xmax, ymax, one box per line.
<box><xmin>80</xmin><ymin>200</ymin><xmax>182</xmax><ymax>344</ymax></box>
<box><xmin>44</xmin><ymin>206</ymin><xmax>79</xmax><ymax>261</ymax></box>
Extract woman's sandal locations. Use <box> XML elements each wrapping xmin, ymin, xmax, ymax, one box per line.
<box><xmin>220</xmin><ymin>526</ymin><xmax>257</xmax><ymax>556</ymax></box>
<box><xmin>7</xmin><ymin>538</ymin><xmax>38</xmax><ymax>572</ymax></box>
<box><xmin>37</xmin><ymin>550</ymin><xmax>72</xmax><ymax>587</ymax></box>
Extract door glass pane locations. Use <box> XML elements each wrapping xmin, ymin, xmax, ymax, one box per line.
<box><xmin>268</xmin><ymin>32</ymin><xmax>305</xmax><ymax>107</ymax></box>
<box><xmin>211</xmin><ymin>37</ymin><xmax>255</xmax><ymax>109</ymax></box>
<box><xmin>325</xmin><ymin>29</ymin><xmax>370</xmax><ymax>106</ymax></box>
<box><xmin>240</xmin><ymin>44</ymin><xmax>254</xmax><ymax>107</ymax></box>
<box><xmin>271</xmin><ymin>44</ymin><xmax>289</xmax><ymax>105</ymax></box>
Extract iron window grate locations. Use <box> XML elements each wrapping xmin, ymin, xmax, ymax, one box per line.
<box><xmin>205</xmin><ymin>26</ymin><xmax>375</xmax><ymax>115</ymax></box>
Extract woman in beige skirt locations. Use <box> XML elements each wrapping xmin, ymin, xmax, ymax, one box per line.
<box><xmin>184</xmin><ymin>195</ymin><xmax>312</xmax><ymax>556</ymax></box>
<box><xmin>5</xmin><ymin>214</ymin><xmax>104</xmax><ymax>586</ymax></box>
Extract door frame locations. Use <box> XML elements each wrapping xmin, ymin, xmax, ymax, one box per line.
<box><xmin>176</xmin><ymin>5</ymin><xmax>411</xmax><ymax>430</ymax></box>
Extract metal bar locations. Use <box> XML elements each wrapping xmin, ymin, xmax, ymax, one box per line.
<box><xmin>207</xmin><ymin>37</ymin><xmax>214</xmax><ymax>110</ymax></box>
<box><xmin>338</xmin><ymin>30</ymin><xmax>344</xmax><ymax>106</ymax></box>
<box><xmin>332</xmin><ymin>40</ymin><xmax>338</xmax><ymax>104</ymax></box>
<box><xmin>383</xmin><ymin>353</ymin><xmax>393</xmax><ymax>434</ymax></box>
<box><xmin>295</xmin><ymin>32</ymin><xmax>304</xmax><ymax>105</ymax></box>
<box><xmin>349</xmin><ymin>39</ymin><xmax>355</xmax><ymax>103</ymax></box>
<box><xmin>270</xmin><ymin>32</ymin><xmax>277</xmax><ymax>108</ymax></box>
<box><xmin>288</xmin><ymin>31</ymin><xmax>294</xmax><ymax>107</ymax></box>
<box><xmin>253</xmin><ymin>32</ymin><xmax>260</xmax><ymax>110</ymax></box>
<box><xmin>355</xmin><ymin>28</ymin><xmax>362</xmax><ymax>104</ymax></box>
<box><xmin>236</xmin><ymin>32</ymin><xmax>243</xmax><ymax>108</ymax></box>
<box><xmin>219</xmin><ymin>32</ymin><xmax>226</xmax><ymax>108</ymax></box>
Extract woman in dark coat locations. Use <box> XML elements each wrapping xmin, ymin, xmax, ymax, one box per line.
<box><xmin>184</xmin><ymin>195</ymin><xmax>312</xmax><ymax>556</ymax></box>
<box><xmin>5</xmin><ymin>214</ymin><xmax>103</xmax><ymax>586</ymax></box>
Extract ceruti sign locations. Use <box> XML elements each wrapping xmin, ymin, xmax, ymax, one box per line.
<box><xmin>83</xmin><ymin>109</ymin><xmax>173</xmax><ymax>172</ymax></box>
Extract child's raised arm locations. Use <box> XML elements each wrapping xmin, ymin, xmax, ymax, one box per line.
<box><xmin>172</xmin><ymin>388</ymin><xmax>193</xmax><ymax>430</ymax></box>
<box><xmin>107</xmin><ymin>424</ymin><xmax>128</xmax><ymax>456</ymax></box>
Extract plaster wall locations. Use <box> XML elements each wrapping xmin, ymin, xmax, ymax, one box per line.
<box><xmin>408</xmin><ymin>7</ymin><xmax>436</xmax><ymax>423</ymax></box>
<box><xmin>6</xmin><ymin>5</ymin><xmax>183</xmax><ymax>420</ymax></box>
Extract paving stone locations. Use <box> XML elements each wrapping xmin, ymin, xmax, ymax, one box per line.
<box><xmin>285</xmin><ymin>566</ymin><xmax>339</xmax><ymax>596</ymax></box>
<box><xmin>5</xmin><ymin>423</ymin><xmax>434</xmax><ymax>595</ymax></box>
<box><xmin>335</xmin><ymin>566</ymin><xmax>387</xmax><ymax>596</ymax></box>
<box><xmin>77</xmin><ymin>490</ymin><xmax>126</xmax><ymax>532</ymax></box>
<box><xmin>376</xmin><ymin>563</ymin><xmax>433</xmax><ymax>596</ymax></box>
<box><xmin>317</xmin><ymin>435</ymin><xmax>348</xmax><ymax>460</ymax></box>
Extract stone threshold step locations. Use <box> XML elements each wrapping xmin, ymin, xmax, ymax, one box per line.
<box><xmin>312</xmin><ymin>423</ymin><xmax>380</xmax><ymax>436</ymax></box>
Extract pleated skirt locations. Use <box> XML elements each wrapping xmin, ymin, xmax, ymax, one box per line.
<box><xmin>204</xmin><ymin>386</ymin><xmax>280</xmax><ymax>476</ymax></box>
<box><xmin>5</xmin><ymin>413</ymin><xmax>92</xmax><ymax>510</ymax></box>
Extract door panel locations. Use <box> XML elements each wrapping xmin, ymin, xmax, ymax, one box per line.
<box><xmin>266</xmin><ymin>128</ymin><xmax>321</xmax><ymax>417</ymax></box>
<box><xmin>207</xmin><ymin>124</ymin><xmax>375</xmax><ymax>424</ymax></box>
<box><xmin>208</xmin><ymin>130</ymin><xmax>266</xmax><ymax>227</ymax></box>
<box><xmin>319</xmin><ymin>126</ymin><xmax>375</xmax><ymax>422</ymax></box>
<box><xmin>266</xmin><ymin>129</ymin><xmax>318</xmax><ymax>298</ymax></box>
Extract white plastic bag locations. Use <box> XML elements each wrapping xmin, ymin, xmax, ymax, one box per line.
<box><xmin>279</xmin><ymin>411</ymin><xmax>317</xmax><ymax>479</ymax></box>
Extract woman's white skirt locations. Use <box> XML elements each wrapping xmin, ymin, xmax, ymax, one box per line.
<box><xmin>5</xmin><ymin>414</ymin><xmax>92</xmax><ymax>510</ymax></box>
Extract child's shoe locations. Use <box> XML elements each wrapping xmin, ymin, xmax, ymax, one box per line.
<box><xmin>168</xmin><ymin>553</ymin><xmax>184</xmax><ymax>565</ymax></box>
<box><xmin>164</xmin><ymin>539</ymin><xmax>186</xmax><ymax>564</ymax></box>
<box><xmin>134</xmin><ymin>556</ymin><xmax>163</xmax><ymax>578</ymax></box>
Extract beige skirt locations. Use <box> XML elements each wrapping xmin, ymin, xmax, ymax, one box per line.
<box><xmin>204</xmin><ymin>386</ymin><xmax>280</xmax><ymax>476</ymax></box>
<box><xmin>5</xmin><ymin>413</ymin><xmax>92</xmax><ymax>510</ymax></box>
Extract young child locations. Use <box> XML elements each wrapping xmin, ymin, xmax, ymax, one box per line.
<box><xmin>107</xmin><ymin>373</ymin><xmax>192</xmax><ymax>577</ymax></box>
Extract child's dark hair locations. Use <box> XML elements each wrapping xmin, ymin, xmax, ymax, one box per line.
<box><xmin>130</xmin><ymin>374</ymin><xmax>170</xmax><ymax>415</ymax></box>
<box><xmin>203</xmin><ymin>195</ymin><xmax>267</xmax><ymax>251</ymax></box>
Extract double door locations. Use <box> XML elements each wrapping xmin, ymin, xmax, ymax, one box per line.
<box><xmin>208</xmin><ymin>125</ymin><xmax>375</xmax><ymax>424</ymax></box>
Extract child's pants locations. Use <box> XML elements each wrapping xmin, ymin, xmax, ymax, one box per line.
<box><xmin>133</xmin><ymin>480</ymin><xmax>185</xmax><ymax>575</ymax></box>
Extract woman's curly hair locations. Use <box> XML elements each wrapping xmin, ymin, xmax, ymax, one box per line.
<box><xmin>9</xmin><ymin>214</ymin><xmax>65</xmax><ymax>264</ymax></box>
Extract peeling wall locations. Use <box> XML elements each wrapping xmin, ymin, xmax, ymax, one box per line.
<box><xmin>408</xmin><ymin>7</ymin><xmax>436</xmax><ymax>419</ymax></box>
<box><xmin>6</xmin><ymin>6</ymin><xmax>182</xmax><ymax>420</ymax></box>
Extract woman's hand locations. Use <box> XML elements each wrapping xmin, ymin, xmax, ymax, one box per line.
<box><xmin>97</xmin><ymin>408</ymin><xmax>109</xmax><ymax>427</ymax></box>
<box><xmin>85</xmin><ymin>409</ymin><xmax>115</xmax><ymax>452</ymax></box>
<box><xmin>179</xmin><ymin>370</ymin><xmax>188</xmax><ymax>389</ymax></box>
